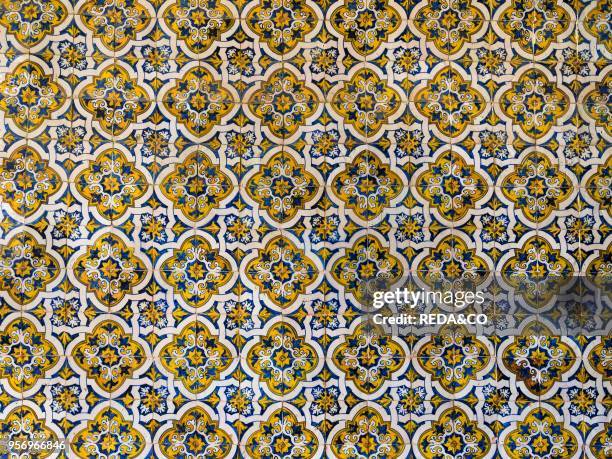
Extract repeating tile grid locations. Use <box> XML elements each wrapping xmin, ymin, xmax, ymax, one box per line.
<box><xmin>0</xmin><ymin>0</ymin><xmax>609</xmax><ymax>458</ymax></box>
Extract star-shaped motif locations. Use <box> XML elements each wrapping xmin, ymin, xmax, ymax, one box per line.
<box><xmin>0</xmin><ymin>61</ymin><xmax>67</xmax><ymax>133</ymax></box>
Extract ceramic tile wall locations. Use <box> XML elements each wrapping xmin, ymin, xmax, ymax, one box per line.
<box><xmin>0</xmin><ymin>0</ymin><xmax>609</xmax><ymax>457</ymax></box>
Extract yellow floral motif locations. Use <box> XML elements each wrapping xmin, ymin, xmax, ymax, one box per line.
<box><xmin>0</xmin><ymin>0</ymin><xmax>68</xmax><ymax>48</ymax></box>
<box><xmin>331</xmin><ymin>67</ymin><xmax>401</xmax><ymax>138</ymax></box>
<box><xmin>75</xmin><ymin>149</ymin><xmax>148</xmax><ymax>222</ymax></box>
<box><xmin>0</xmin><ymin>61</ymin><xmax>66</xmax><ymax>133</ymax></box>
<box><xmin>159</xmin><ymin>321</ymin><xmax>233</xmax><ymax>394</ymax></box>
<box><xmin>584</xmin><ymin>0</ymin><xmax>611</xmax><ymax>52</ymax></box>
<box><xmin>163</xmin><ymin>66</ymin><xmax>234</xmax><ymax>138</ymax></box>
<box><xmin>161</xmin><ymin>151</ymin><xmax>233</xmax><ymax>223</ymax></box>
<box><xmin>417</xmin><ymin>235</ymin><xmax>489</xmax><ymax>288</ymax></box>
<box><xmin>79</xmin><ymin>0</ymin><xmax>152</xmax><ymax>51</ymax></box>
<box><xmin>417</xmin><ymin>332</ymin><xmax>490</xmax><ymax>394</ymax></box>
<box><xmin>246</xmin><ymin>236</ymin><xmax>318</xmax><ymax>308</ymax></box>
<box><xmin>503</xmin><ymin>407</ymin><xmax>577</xmax><ymax>458</ymax></box>
<box><xmin>162</xmin><ymin>0</ymin><xmax>235</xmax><ymax>54</ymax></box>
<box><xmin>0</xmin><ymin>318</ymin><xmax>58</xmax><ymax>392</ymax></box>
<box><xmin>73</xmin><ymin>320</ymin><xmax>145</xmax><ymax>393</ymax></box>
<box><xmin>246</xmin><ymin>151</ymin><xmax>319</xmax><ymax>223</ymax></box>
<box><xmin>499</xmin><ymin>68</ymin><xmax>569</xmax><ymax>140</ymax></box>
<box><xmin>501</xmin><ymin>151</ymin><xmax>573</xmax><ymax>223</ymax></box>
<box><xmin>74</xmin><ymin>232</ymin><xmax>147</xmax><ymax>307</ymax></box>
<box><xmin>247</xmin><ymin>322</ymin><xmax>318</xmax><ymax>396</ymax></box>
<box><xmin>0</xmin><ymin>405</ymin><xmax>59</xmax><ymax>459</ymax></box>
<box><xmin>0</xmin><ymin>231</ymin><xmax>60</xmax><ymax>305</ymax></box>
<box><xmin>418</xmin><ymin>406</ymin><xmax>490</xmax><ymax>458</ymax></box>
<box><xmin>0</xmin><ymin>146</ymin><xmax>61</xmax><ymax>217</ymax></box>
<box><xmin>159</xmin><ymin>405</ymin><xmax>233</xmax><ymax>458</ymax></box>
<box><xmin>414</xmin><ymin>65</ymin><xmax>485</xmax><ymax>139</ymax></box>
<box><xmin>332</xmin><ymin>323</ymin><xmax>405</xmax><ymax>394</ymax></box>
<box><xmin>246</xmin><ymin>0</ymin><xmax>318</xmax><ymax>56</ymax></box>
<box><xmin>160</xmin><ymin>235</ymin><xmax>233</xmax><ymax>308</ymax></box>
<box><xmin>502</xmin><ymin>331</ymin><xmax>576</xmax><ymax>396</ymax></box>
<box><xmin>250</xmin><ymin>68</ymin><xmax>318</xmax><ymax>140</ymax></box>
<box><xmin>331</xmin><ymin>406</ymin><xmax>405</xmax><ymax>458</ymax></box>
<box><xmin>78</xmin><ymin>64</ymin><xmax>151</xmax><ymax>136</ymax></box>
<box><xmin>332</xmin><ymin>150</ymin><xmax>403</xmax><ymax>221</ymax></box>
<box><xmin>332</xmin><ymin>234</ymin><xmax>403</xmax><ymax>298</ymax></box>
<box><xmin>71</xmin><ymin>407</ymin><xmax>145</xmax><ymax>458</ymax></box>
<box><xmin>501</xmin><ymin>236</ymin><xmax>573</xmax><ymax>306</ymax></box>
<box><xmin>413</xmin><ymin>0</ymin><xmax>485</xmax><ymax>56</ymax></box>
<box><xmin>330</xmin><ymin>0</ymin><xmax>401</xmax><ymax>56</ymax></box>
<box><xmin>498</xmin><ymin>0</ymin><xmax>571</xmax><ymax>56</ymax></box>
<box><xmin>416</xmin><ymin>150</ymin><xmax>488</xmax><ymax>222</ymax></box>
<box><xmin>246</xmin><ymin>407</ymin><xmax>319</xmax><ymax>458</ymax></box>
<box><xmin>582</xmin><ymin>72</ymin><xmax>611</xmax><ymax>136</ymax></box>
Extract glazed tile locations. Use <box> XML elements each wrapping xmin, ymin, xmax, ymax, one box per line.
<box><xmin>0</xmin><ymin>1</ymin><xmax>608</xmax><ymax>458</ymax></box>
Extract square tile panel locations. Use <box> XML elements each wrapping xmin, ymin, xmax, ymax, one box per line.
<box><xmin>0</xmin><ymin>0</ymin><xmax>609</xmax><ymax>457</ymax></box>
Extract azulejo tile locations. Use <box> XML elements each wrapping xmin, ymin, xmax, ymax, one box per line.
<box><xmin>0</xmin><ymin>0</ymin><xmax>608</xmax><ymax>457</ymax></box>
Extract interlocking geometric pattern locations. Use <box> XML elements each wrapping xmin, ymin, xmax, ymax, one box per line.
<box><xmin>0</xmin><ymin>0</ymin><xmax>609</xmax><ymax>457</ymax></box>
